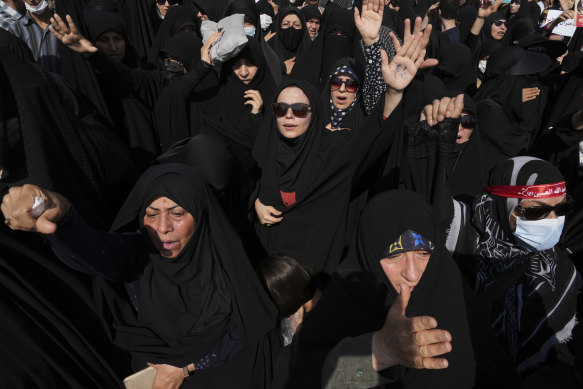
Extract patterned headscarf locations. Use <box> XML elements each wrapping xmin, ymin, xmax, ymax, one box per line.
<box><xmin>329</xmin><ymin>65</ymin><xmax>360</xmax><ymax>128</ymax></box>
<box><xmin>382</xmin><ymin>230</ymin><xmax>434</xmax><ymax>257</ymax></box>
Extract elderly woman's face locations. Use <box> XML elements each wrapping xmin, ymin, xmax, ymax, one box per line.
<box><xmin>276</xmin><ymin>86</ymin><xmax>312</xmax><ymax>139</ymax></box>
<box><xmin>143</xmin><ymin>196</ymin><xmax>195</xmax><ymax>258</ymax></box>
<box><xmin>330</xmin><ymin>74</ymin><xmax>357</xmax><ymax>111</ymax></box>
<box><xmin>380</xmin><ymin>250</ymin><xmax>431</xmax><ymax>293</ymax></box>
<box><xmin>281</xmin><ymin>13</ymin><xmax>302</xmax><ymax>29</ymax></box>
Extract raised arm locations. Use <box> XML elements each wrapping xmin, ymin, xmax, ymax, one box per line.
<box><xmin>2</xmin><ymin>185</ymin><xmax>142</xmax><ymax>281</ymax></box>
<box><xmin>382</xmin><ymin>17</ymin><xmax>438</xmax><ymax>119</ymax></box>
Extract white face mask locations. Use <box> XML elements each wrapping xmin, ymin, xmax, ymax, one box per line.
<box><xmin>478</xmin><ymin>59</ymin><xmax>487</xmax><ymax>74</ymax></box>
<box><xmin>513</xmin><ymin>216</ymin><xmax>565</xmax><ymax>252</ymax></box>
<box><xmin>25</xmin><ymin>0</ymin><xmax>49</xmax><ymax>15</ymax></box>
<box><xmin>244</xmin><ymin>26</ymin><xmax>256</xmax><ymax>37</ymax></box>
<box><xmin>260</xmin><ymin>14</ymin><xmax>272</xmax><ymax>30</ymax></box>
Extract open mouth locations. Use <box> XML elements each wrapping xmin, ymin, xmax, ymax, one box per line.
<box><xmin>161</xmin><ymin>241</ymin><xmax>178</xmax><ymax>250</ymax></box>
<box><xmin>283</xmin><ymin>123</ymin><xmax>297</xmax><ymax>131</ymax></box>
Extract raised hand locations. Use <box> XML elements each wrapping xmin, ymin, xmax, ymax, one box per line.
<box><xmin>381</xmin><ymin>20</ymin><xmax>436</xmax><ymax>92</ymax></box>
<box><xmin>1</xmin><ymin>184</ymin><xmax>70</xmax><ymax>234</ymax></box>
<box><xmin>420</xmin><ymin>94</ymin><xmax>464</xmax><ymax>126</ymax></box>
<box><xmin>49</xmin><ymin>13</ymin><xmax>97</xmax><ymax>55</ymax></box>
<box><xmin>371</xmin><ymin>285</ymin><xmax>452</xmax><ymax>371</ymax></box>
<box><xmin>355</xmin><ymin>0</ymin><xmax>384</xmax><ymax>46</ymax></box>
<box><xmin>201</xmin><ymin>31</ymin><xmax>222</xmax><ymax>65</ymax></box>
<box><xmin>244</xmin><ymin>90</ymin><xmax>264</xmax><ymax>114</ymax></box>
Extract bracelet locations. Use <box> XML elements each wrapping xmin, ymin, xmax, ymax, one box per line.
<box><xmin>182</xmin><ymin>366</ymin><xmax>190</xmax><ymax>378</ymax></box>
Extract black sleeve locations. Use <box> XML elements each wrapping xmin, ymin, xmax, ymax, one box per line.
<box><xmin>529</xmin><ymin>113</ymin><xmax>583</xmax><ymax>161</ymax></box>
<box><xmin>403</xmin><ymin>117</ymin><xmax>458</xmax><ymax>229</ymax></box>
<box><xmin>45</xmin><ymin>206</ymin><xmax>144</xmax><ymax>282</ymax></box>
<box><xmin>88</xmin><ymin>51</ymin><xmax>162</xmax><ymax>108</ymax></box>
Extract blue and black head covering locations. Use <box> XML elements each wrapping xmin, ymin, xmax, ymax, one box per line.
<box><xmin>327</xmin><ymin>58</ymin><xmax>364</xmax><ymax>128</ymax></box>
<box><xmin>383</xmin><ymin>230</ymin><xmax>435</xmax><ymax>257</ymax></box>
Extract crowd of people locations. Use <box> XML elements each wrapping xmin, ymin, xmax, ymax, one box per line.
<box><xmin>0</xmin><ymin>0</ymin><xmax>582</xmax><ymax>387</ymax></box>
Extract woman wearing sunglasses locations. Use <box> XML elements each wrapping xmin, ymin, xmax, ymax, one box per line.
<box><xmin>408</xmin><ymin>101</ymin><xmax>581</xmax><ymax>380</ymax></box>
<box><xmin>253</xmin><ymin>7</ymin><xmax>436</xmax><ymax>277</ymax></box>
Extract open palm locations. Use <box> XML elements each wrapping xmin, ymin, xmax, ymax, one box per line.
<box><xmin>355</xmin><ymin>0</ymin><xmax>384</xmax><ymax>46</ymax></box>
<box><xmin>49</xmin><ymin>13</ymin><xmax>97</xmax><ymax>55</ymax></box>
<box><xmin>381</xmin><ymin>21</ymin><xmax>435</xmax><ymax>92</ymax></box>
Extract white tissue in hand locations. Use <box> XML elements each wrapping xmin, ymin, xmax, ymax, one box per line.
<box><xmin>30</xmin><ymin>196</ymin><xmax>47</xmax><ymax>218</ymax></box>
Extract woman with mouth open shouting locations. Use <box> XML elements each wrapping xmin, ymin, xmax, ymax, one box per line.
<box><xmin>253</xmin><ymin>0</ymin><xmax>438</xmax><ymax>279</ymax></box>
<box><xmin>1</xmin><ymin>164</ymin><xmax>278</xmax><ymax>389</ymax></box>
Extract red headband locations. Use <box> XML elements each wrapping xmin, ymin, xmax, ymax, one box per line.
<box><xmin>486</xmin><ymin>181</ymin><xmax>566</xmax><ymax>199</ymax></box>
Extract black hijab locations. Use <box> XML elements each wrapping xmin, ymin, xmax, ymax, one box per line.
<box><xmin>193</xmin><ymin>0</ymin><xmax>229</xmax><ymax>21</ymax></box>
<box><xmin>293</xmin><ymin>190</ymin><xmax>476</xmax><ymax>388</ymax></box>
<box><xmin>107</xmin><ymin>163</ymin><xmax>277</xmax><ymax>368</ymax></box>
<box><xmin>268</xmin><ymin>7</ymin><xmax>312</xmax><ymax>61</ymax></box>
<box><xmin>253</xmin><ymin>78</ymin><xmax>397</xmax><ymax>275</ymax></box>
<box><xmin>431</xmin><ymin>43</ymin><xmax>476</xmax><ymax>94</ymax></box>
<box><xmin>147</xmin><ymin>5</ymin><xmax>198</xmax><ymax>66</ymax></box>
<box><xmin>291</xmin><ymin>4</ymin><xmax>356</xmax><ymax>89</ymax></box>
<box><xmin>206</xmin><ymin>37</ymin><xmax>277</xmax><ymax>149</ymax></box>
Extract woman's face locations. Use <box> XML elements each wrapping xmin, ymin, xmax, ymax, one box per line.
<box><xmin>143</xmin><ymin>196</ymin><xmax>195</xmax><ymax>258</ymax></box>
<box><xmin>156</xmin><ymin>0</ymin><xmax>170</xmax><ymax>16</ymax></box>
<box><xmin>490</xmin><ymin>19</ymin><xmax>507</xmax><ymax>40</ymax></box>
<box><xmin>281</xmin><ymin>13</ymin><xmax>302</xmax><ymax>29</ymax></box>
<box><xmin>380</xmin><ymin>250</ymin><xmax>431</xmax><ymax>293</ymax></box>
<box><xmin>509</xmin><ymin>0</ymin><xmax>520</xmax><ymax>13</ymax></box>
<box><xmin>330</xmin><ymin>74</ymin><xmax>357</xmax><ymax>110</ymax></box>
<box><xmin>306</xmin><ymin>18</ymin><xmax>321</xmax><ymax>38</ymax></box>
<box><xmin>456</xmin><ymin>113</ymin><xmax>475</xmax><ymax>144</ymax></box>
<box><xmin>509</xmin><ymin>195</ymin><xmax>566</xmax><ymax>232</ymax></box>
<box><xmin>95</xmin><ymin>31</ymin><xmax>126</xmax><ymax>62</ymax></box>
<box><xmin>232</xmin><ymin>58</ymin><xmax>258</xmax><ymax>84</ymax></box>
<box><xmin>276</xmin><ymin>86</ymin><xmax>312</xmax><ymax>139</ymax></box>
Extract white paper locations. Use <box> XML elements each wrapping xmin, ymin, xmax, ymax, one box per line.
<box><xmin>541</xmin><ymin>9</ymin><xmax>576</xmax><ymax>37</ymax></box>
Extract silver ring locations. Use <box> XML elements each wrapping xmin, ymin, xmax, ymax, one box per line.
<box><xmin>4</xmin><ymin>216</ymin><xmax>12</xmax><ymax>226</ymax></box>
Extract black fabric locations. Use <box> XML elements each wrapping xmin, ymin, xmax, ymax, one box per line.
<box><xmin>291</xmin><ymin>4</ymin><xmax>356</xmax><ymax>89</ymax></box>
<box><xmin>86</xmin><ymin>12</ymin><xmax>159</xmax><ymax>166</ymax></box>
<box><xmin>253</xmin><ymin>79</ymin><xmax>397</xmax><ymax>275</ymax></box>
<box><xmin>430</xmin><ymin>43</ymin><xmax>476</xmax><ymax>93</ymax></box>
<box><xmin>0</xmin><ymin>48</ymin><xmax>139</xmax><ymax>228</ymax></box>
<box><xmin>192</xmin><ymin>0</ymin><xmax>229</xmax><ymax>21</ymax></box>
<box><xmin>147</xmin><ymin>5</ymin><xmax>197</xmax><ymax>66</ymax></box>
<box><xmin>206</xmin><ymin>37</ymin><xmax>276</xmax><ymax>149</ymax></box>
<box><xmin>0</xmin><ymin>229</ymin><xmax>131</xmax><ymax>388</ymax></box>
<box><xmin>0</xmin><ymin>28</ymin><xmax>35</xmax><ymax>63</ymax></box>
<box><xmin>320</xmin><ymin>57</ymin><xmax>366</xmax><ymax>130</ymax></box>
<box><xmin>451</xmin><ymin>157</ymin><xmax>582</xmax><ymax>373</ymax></box>
<box><xmin>105</xmin><ymin>164</ymin><xmax>277</xmax><ymax>370</ymax></box>
<box><xmin>268</xmin><ymin>7</ymin><xmax>312</xmax><ymax>62</ymax></box>
<box><xmin>289</xmin><ymin>190</ymin><xmax>477</xmax><ymax>388</ymax></box>
<box><xmin>152</xmin><ymin>32</ymin><xmax>220</xmax><ymax>151</ymax></box>
<box><xmin>123</xmin><ymin>0</ymin><xmax>163</xmax><ymax>61</ymax></box>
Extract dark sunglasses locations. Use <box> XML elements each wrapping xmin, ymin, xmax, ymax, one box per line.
<box><xmin>330</xmin><ymin>77</ymin><xmax>359</xmax><ymax>93</ymax></box>
<box><xmin>493</xmin><ymin>20</ymin><xmax>508</xmax><ymax>27</ymax></box>
<box><xmin>460</xmin><ymin>115</ymin><xmax>477</xmax><ymax>129</ymax></box>
<box><xmin>272</xmin><ymin>102</ymin><xmax>312</xmax><ymax>118</ymax></box>
<box><xmin>156</xmin><ymin>0</ymin><xmax>180</xmax><ymax>4</ymax></box>
<box><xmin>515</xmin><ymin>197</ymin><xmax>574</xmax><ymax>221</ymax></box>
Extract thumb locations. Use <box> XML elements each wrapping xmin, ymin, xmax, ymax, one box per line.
<box><xmin>290</xmin><ymin>56</ymin><xmax>296</xmax><ymax>62</ymax></box>
<box><xmin>390</xmin><ymin>285</ymin><xmax>411</xmax><ymax>317</ymax></box>
<box><xmin>35</xmin><ymin>207</ymin><xmax>60</xmax><ymax>234</ymax></box>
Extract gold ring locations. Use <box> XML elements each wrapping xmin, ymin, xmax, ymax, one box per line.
<box><xmin>4</xmin><ymin>216</ymin><xmax>12</xmax><ymax>226</ymax></box>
